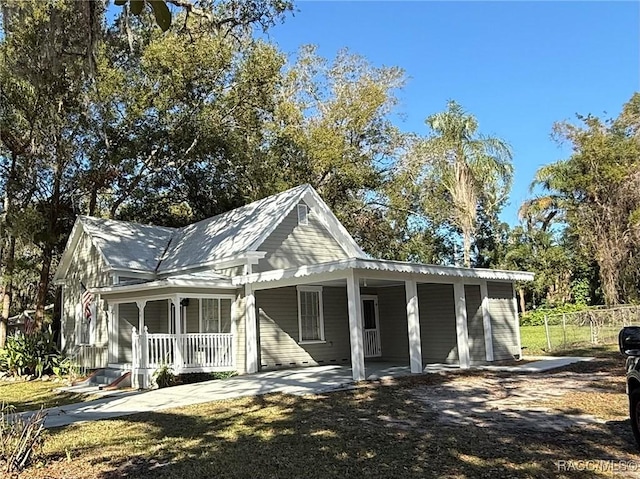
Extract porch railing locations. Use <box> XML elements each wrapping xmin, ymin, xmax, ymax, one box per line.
<box><xmin>74</xmin><ymin>344</ymin><xmax>109</xmax><ymax>370</ymax></box>
<box><xmin>363</xmin><ymin>329</ymin><xmax>381</xmax><ymax>357</ymax></box>
<box><xmin>131</xmin><ymin>327</ymin><xmax>234</xmax><ymax>388</ymax></box>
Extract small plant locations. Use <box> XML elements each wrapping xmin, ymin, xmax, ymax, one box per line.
<box><xmin>152</xmin><ymin>363</ymin><xmax>175</xmax><ymax>389</ymax></box>
<box><xmin>0</xmin><ymin>403</ymin><xmax>47</xmax><ymax>473</ymax></box>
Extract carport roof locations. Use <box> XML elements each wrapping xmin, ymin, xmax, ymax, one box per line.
<box><xmin>232</xmin><ymin>257</ymin><xmax>535</xmax><ymax>286</ymax></box>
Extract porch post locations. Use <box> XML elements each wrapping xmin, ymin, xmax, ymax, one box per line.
<box><xmin>245</xmin><ymin>283</ymin><xmax>258</xmax><ymax>374</ymax></box>
<box><xmin>107</xmin><ymin>303</ymin><xmax>119</xmax><ymax>364</ymax></box>
<box><xmin>404</xmin><ymin>279</ymin><xmax>423</xmax><ymax>373</ymax></box>
<box><xmin>454</xmin><ymin>281</ymin><xmax>470</xmax><ymax>369</ymax></box>
<box><xmin>346</xmin><ymin>269</ymin><xmax>365</xmax><ymax>381</ymax></box>
<box><xmin>135</xmin><ymin>300</ymin><xmax>148</xmax><ymax>388</ymax></box>
<box><xmin>480</xmin><ymin>281</ymin><xmax>494</xmax><ymax>362</ymax></box>
<box><xmin>511</xmin><ymin>282</ymin><xmax>522</xmax><ymax>359</ymax></box>
<box><xmin>173</xmin><ymin>295</ymin><xmax>184</xmax><ymax>371</ymax></box>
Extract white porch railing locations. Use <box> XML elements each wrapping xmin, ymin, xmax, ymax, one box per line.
<box><xmin>131</xmin><ymin>327</ymin><xmax>234</xmax><ymax>389</ymax></box>
<box><xmin>363</xmin><ymin>329</ymin><xmax>381</xmax><ymax>358</ymax></box>
<box><xmin>75</xmin><ymin>344</ymin><xmax>109</xmax><ymax>370</ymax></box>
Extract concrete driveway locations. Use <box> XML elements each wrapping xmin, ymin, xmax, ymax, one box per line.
<box><xmin>31</xmin><ymin>357</ymin><xmax>589</xmax><ymax>428</ymax></box>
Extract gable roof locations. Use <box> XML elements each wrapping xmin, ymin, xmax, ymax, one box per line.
<box><xmin>81</xmin><ymin>216</ymin><xmax>176</xmax><ymax>273</ymax></box>
<box><xmin>157</xmin><ymin>184</ymin><xmax>366</xmax><ymax>274</ymax></box>
<box><xmin>55</xmin><ymin>184</ymin><xmax>367</xmax><ymax>281</ymax></box>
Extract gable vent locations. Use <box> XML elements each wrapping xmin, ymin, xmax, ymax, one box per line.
<box><xmin>297</xmin><ymin>204</ymin><xmax>309</xmax><ymax>226</ymax></box>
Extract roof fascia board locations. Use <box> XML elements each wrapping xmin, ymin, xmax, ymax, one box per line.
<box><xmin>233</xmin><ymin>258</ymin><xmax>535</xmax><ymax>286</ymax></box>
<box><xmin>158</xmin><ymin>252</ymin><xmax>266</xmax><ymax>276</ymax></box>
<box><xmin>93</xmin><ymin>279</ymin><xmax>236</xmax><ymax>295</ymax></box>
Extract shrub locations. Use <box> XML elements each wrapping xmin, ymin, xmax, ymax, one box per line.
<box><xmin>1</xmin><ymin>328</ymin><xmax>62</xmax><ymax>378</ymax></box>
<box><xmin>0</xmin><ymin>404</ymin><xmax>47</xmax><ymax>473</ymax></box>
<box><xmin>520</xmin><ymin>303</ymin><xmax>589</xmax><ymax>327</ymax></box>
<box><xmin>152</xmin><ymin>363</ymin><xmax>175</xmax><ymax>389</ymax></box>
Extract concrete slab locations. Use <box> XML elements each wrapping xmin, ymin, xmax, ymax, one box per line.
<box><xmin>22</xmin><ymin>356</ymin><xmax>593</xmax><ymax>429</ymax></box>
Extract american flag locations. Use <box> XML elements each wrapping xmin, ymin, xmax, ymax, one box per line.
<box><xmin>80</xmin><ymin>281</ymin><xmax>94</xmax><ymax>321</ymax></box>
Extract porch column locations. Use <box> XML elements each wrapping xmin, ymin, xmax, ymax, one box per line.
<box><xmin>107</xmin><ymin>303</ymin><xmax>119</xmax><ymax>364</ymax></box>
<box><xmin>136</xmin><ymin>300</ymin><xmax>147</xmax><ymax>331</ymax></box>
<box><xmin>245</xmin><ymin>283</ymin><xmax>258</xmax><ymax>374</ymax></box>
<box><xmin>480</xmin><ymin>281</ymin><xmax>494</xmax><ymax>362</ymax></box>
<box><xmin>404</xmin><ymin>279</ymin><xmax>423</xmax><ymax>373</ymax></box>
<box><xmin>453</xmin><ymin>281</ymin><xmax>470</xmax><ymax>369</ymax></box>
<box><xmin>173</xmin><ymin>295</ymin><xmax>184</xmax><ymax>370</ymax></box>
<box><xmin>346</xmin><ymin>270</ymin><xmax>365</xmax><ymax>381</ymax></box>
<box><xmin>511</xmin><ymin>283</ymin><xmax>522</xmax><ymax>359</ymax></box>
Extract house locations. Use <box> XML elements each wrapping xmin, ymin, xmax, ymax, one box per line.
<box><xmin>53</xmin><ymin>184</ymin><xmax>533</xmax><ymax>388</ymax></box>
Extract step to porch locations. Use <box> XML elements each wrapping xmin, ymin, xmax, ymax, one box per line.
<box><xmin>74</xmin><ymin>368</ymin><xmax>131</xmax><ymax>390</ymax></box>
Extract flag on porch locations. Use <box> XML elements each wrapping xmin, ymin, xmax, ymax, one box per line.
<box><xmin>80</xmin><ymin>281</ymin><xmax>94</xmax><ymax>321</ymax></box>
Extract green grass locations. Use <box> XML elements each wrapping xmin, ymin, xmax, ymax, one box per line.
<box><xmin>17</xmin><ymin>356</ymin><xmax>637</xmax><ymax>479</ymax></box>
<box><xmin>0</xmin><ymin>379</ymin><xmax>92</xmax><ymax>413</ymax></box>
<box><xmin>520</xmin><ymin>324</ymin><xmax>621</xmax><ymax>356</ymax></box>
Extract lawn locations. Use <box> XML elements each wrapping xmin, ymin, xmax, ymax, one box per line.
<box><xmin>0</xmin><ymin>379</ymin><xmax>91</xmax><ymax>413</ymax></box>
<box><xmin>519</xmin><ymin>324</ymin><xmax>621</xmax><ymax>356</ymax></box>
<box><xmin>15</xmin><ymin>349</ymin><xmax>638</xmax><ymax>479</ymax></box>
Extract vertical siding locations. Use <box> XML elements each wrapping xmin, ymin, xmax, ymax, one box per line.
<box><xmin>464</xmin><ymin>285</ymin><xmax>486</xmax><ymax>363</ymax></box>
<box><xmin>256</xmin><ymin>286</ymin><xmax>351</xmax><ymax>369</ymax></box>
<box><xmin>254</xmin><ymin>202</ymin><xmax>349</xmax><ymax>272</ymax></box>
<box><xmin>418</xmin><ymin>283</ymin><xmax>458</xmax><ymax>364</ymax></box>
<box><xmin>378</xmin><ymin>286</ymin><xmax>409</xmax><ymax>362</ymax></box>
<box><xmin>62</xmin><ymin>231</ymin><xmax>113</xmax><ymax>353</ymax></box>
<box><xmin>488</xmin><ymin>281</ymin><xmax>519</xmax><ymax>360</ymax></box>
<box><xmin>118</xmin><ymin>302</ymin><xmax>138</xmax><ymax>363</ymax></box>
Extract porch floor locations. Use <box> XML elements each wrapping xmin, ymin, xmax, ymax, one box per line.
<box><xmin>28</xmin><ymin>357</ymin><xmax>591</xmax><ymax>429</ymax></box>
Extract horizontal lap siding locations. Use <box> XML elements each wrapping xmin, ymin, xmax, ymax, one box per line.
<box><xmin>488</xmin><ymin>281</ymin><xmax>519</xmax><ymax>360</ymax></box>
<box><xmin>62</xmin><ymin>232</ymin><xmax>113</xmax><ymax>353</ymax></box>
<box><xmin>418</xmin><ymin>283</ymin><xmax>458</xmax><ymax>364</ymax></box>
<box><xmin>257</xmin><ymin>286</ymin><xmax>350</xmax><ymax>369</ymax></box>
<box><xmin>464</xmin><ymin>285</ymin><xmax>486</xmax><ymax>363</ymax></box>
<box><xmin>144</xmin><ymin>300</ymin><xmax>168</xmax><ymax>333</ymax></box>
<box><xmin>378</xmin><ymin>286</ymin><xmax>409</xmax><ymax>362</ymax></box>
<box><xmin>185</xmin><ymin>299</ymin><xmax>199</xmax><ymax>333</ymax></box>
<box><xmin>118</xmin><ymin>303</ymin><xmax>138</xmax><ymax>363</ymax></box>
<box><xmin>255</xmin><ymin>202</ymin><xmax>349</xmax><ymax>273</ymax></box>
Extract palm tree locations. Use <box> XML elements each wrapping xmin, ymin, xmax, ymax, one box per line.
<box><xmin>416</xmin><ymin>101</ymin><xmax>513</xmax><ymax>267</ymax></box>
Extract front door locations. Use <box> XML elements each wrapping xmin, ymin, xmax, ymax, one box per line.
<box><xmin>362</xmin><ymin>295</ymin><xmax>381</xmax><ymax>358</ymax></box>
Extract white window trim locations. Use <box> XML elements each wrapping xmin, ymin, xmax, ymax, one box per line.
<box><xmin>297</xmin><ymin>285</ymin><xmax>325</xmax><ymax>343</ymax></box>
<box><xmin>297</xmin><ymin>204</ymin><xmax>309</xmax><ymax>226</ymax></box>
<box><xmin>199</xmin><ymin>296</ymin><xmax>234</xmax><ymax>333</ymax></box>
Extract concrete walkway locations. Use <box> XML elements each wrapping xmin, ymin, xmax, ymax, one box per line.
<box><xmin>28</xmin><ymin>356</ymin><xmax>590</xmax><ymax>429</ymax></box>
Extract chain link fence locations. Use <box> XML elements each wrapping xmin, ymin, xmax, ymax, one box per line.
<box><xmin>542</xmin><ymin>305</ymin><xmax>640</xmax><ymax>351</ymax></box>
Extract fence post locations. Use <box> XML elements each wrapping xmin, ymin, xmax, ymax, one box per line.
<box><xmin>131</xmin><ymin>327</ymin><xmax>139</xmax><ymax>389</ymax></box>
<box><xmin>562</xmin><ymin>313</ymin><xmax>567</xmax><ymax>348</ymax></box>
<box><xmin>544</xmin><ymin>314</ymin><xmax>552</xmax><ymax>351</ymax></box>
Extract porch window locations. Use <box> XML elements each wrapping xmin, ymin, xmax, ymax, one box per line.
<box><xmin>201</xmin><ymin>298</ymin><xmax>232</xmax><ymax>333</ymax></box>
<box><xmin>297</xmin><ymin>286</ymin><xmax>325</xmax><ymax>343</ymax></box>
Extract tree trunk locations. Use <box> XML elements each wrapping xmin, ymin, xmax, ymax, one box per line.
<box><xmin>462</xmin><ymin>227</ymin><xmax>472</xmax><ymax>268</ymax></box>
<box><xmin>34</xmin><ymin>247</ymin><xmax>53</xmax><ymax>329</ymax></box>
<box><xmin>518</xmin><ymin>287</ymin><xmax>526</xmax><ymax>314</ymax></box>
<box><xmin>0</xmin><ymin>236</ymin><xmax>16</xmax><ymax>348</ymax></box>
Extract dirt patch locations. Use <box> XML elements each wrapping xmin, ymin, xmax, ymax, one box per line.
<box><xmin>411</xmin><ymin>369</ymin><xmax>627</xmax><ymax>433</ymax></box>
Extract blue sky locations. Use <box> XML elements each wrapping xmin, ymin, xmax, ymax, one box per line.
<box><xmin>263</xmin><ymin>1</ymin><xmax>639</xmax><ymax>225</ymax></box>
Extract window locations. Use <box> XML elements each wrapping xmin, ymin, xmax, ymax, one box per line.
<box><xmin>297</xmin><ymin>286</ymin><xmax>324</xmax><ymax>342</ymax></box>
<box><xmin>297</xmin><ymin>204</ymin><xmax>309</xmax><ymax>226</ymax></box>
<box><xmin>201</xmin><ymin>298</ymin><xmax>232</xmax><ymax>333</ymax></box>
